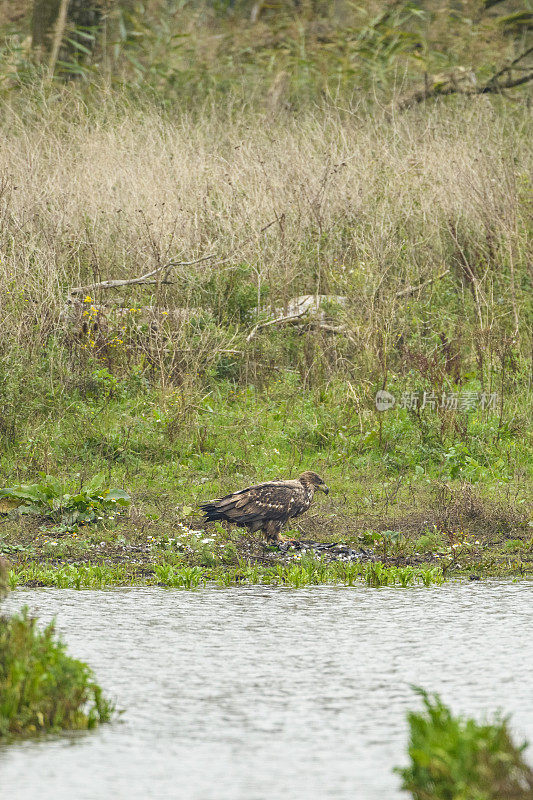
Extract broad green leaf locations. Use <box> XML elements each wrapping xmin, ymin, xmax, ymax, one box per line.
<box><xmin>105</xmin><ymin>489</ymin><xmax>131</xmax><ymax>505</ymax></box>
<box><xmin>85</xmin><ymin>474</ymin><xmax>106</xmax><ymax>495</ymax></box>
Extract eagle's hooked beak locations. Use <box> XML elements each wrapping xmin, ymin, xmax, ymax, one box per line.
<box><xmin>318</xmin><ymin>484</ymin><xmax>329</xmax><ymax>495</ymax></box>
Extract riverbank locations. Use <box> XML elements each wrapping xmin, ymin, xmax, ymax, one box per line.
<box><xmin>2</xmin><ymin>478</ymin><xmax>531</xmax><ymax>587</ymax></box>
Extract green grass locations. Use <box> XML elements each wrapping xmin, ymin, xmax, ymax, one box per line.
<box><xmin>0</xmin><ymin>608</ymin><xmax>113</xmax><ymax>739</ymax></box>
<box><xmin>1</xmin><ymin>369</ymin><xmax>531</xmax><ymax>582</ymax></box>
<box><xmin>397</xmin><ymin>688</ymin><xmax>533</xmax><ymax>800</ymax></box>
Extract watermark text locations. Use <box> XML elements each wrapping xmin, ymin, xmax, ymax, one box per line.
<box><xmin>375</xmin><ymin>390</ymin><xmax>499</xmax><ymax>412</ymax></box>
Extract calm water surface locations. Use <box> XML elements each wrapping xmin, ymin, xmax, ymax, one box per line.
<box><xmin>1</xmin><ymin>582</ymin><xmax>532</xmax><ymax>800</ymax></box>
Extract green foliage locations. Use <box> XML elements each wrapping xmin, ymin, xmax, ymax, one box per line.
<box><xmin>0</xmin><ymin>609</ymin><xmax>113</xmax><ymax>739</ymax></box>
<box><xmin>0</xmin><ymin>474</ymin><xmax>130</xmax><ymax>532</ymax></box>
<box><xmin>415</xmin><ymin>529</ymin><xmax>448</xmax><ymax>553</ymax></box>
<box><xmin>10</xmin><ymin>559</ymin><xmax>446</xmax><ymax>590</ymax></box>
<box><xmin>205</xmin><ymin>264</ymin><xmax>265</xmax><ymax>325</ymax></box>
<box><xmin>0</xmin><ymin>6</ymin><xmax>531</xmax><ymax>586</ymax></box>
<box><xmin>397</xmin><ymin>689</ymin><xmax>533</xmax><ymax>800</ymax></box>
<box><xmin>154</xmin><ymin>564</ymin><xmax>205</xmax><ymax>589</ymax></box>
<box><xmin>348</xmin><ymin>2</ymin><xmax>426</xmax><ymax>85</ymax></box>
<box><xmin>443</xmin><ymin>444</ymin><xmax>493</xmax><ymax>483</ymax></box>
<box><xmin>13</xmin><ymin>563</ymin><xmax>137</xmax><ymax>589</ymax></box>
<box><xmin>2</xmin><ymin>0</ymin><xmax>529</xmax><ymax>105</ymax></box>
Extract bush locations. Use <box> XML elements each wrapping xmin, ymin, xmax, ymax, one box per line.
<box><xmin>0</xmin><ymin>609</ymin><xmax>113</xmax><ymax>739</ymax></box>
<box><xmin>397</xmin><ymin>689</ymin><xmax>533</xmax><ymax>800</ymax></box>
<box><xmin>0</xmin><ymin>474</ymin><xmax>130</xmax><ymax>532</ymax></box>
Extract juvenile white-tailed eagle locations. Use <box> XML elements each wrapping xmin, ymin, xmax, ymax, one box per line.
<box><xmin>200</xmin><ymin>471</ymin><xmax>329</xmax><ymax>544</ymax></box>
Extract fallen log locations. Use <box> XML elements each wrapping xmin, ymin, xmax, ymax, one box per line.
<box><xmin>246</xmin><ymin>295</ymin><xmax>348</xmax><ymax>342</ymax></box>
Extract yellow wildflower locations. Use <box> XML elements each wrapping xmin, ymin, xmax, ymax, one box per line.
<box><xmin>84</xmin><ymin>295</ymin><xmax>92</xmax><ymax>303</ymax></box>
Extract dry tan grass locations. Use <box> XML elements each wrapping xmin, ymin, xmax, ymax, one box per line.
<box><xmin>0</xmin><ymin>91</ymin><xmax>530</xmax><ymax>384</ymax></box>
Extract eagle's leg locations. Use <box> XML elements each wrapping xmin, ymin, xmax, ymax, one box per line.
<box><xmin>264</xmin><ymin>520</ymin><xmax>284</xmax><ymax>544</ymax></box>
<box><xmin>264</xmin><ymin>519</ymin><xmax>297</xmax><ymax>546</ymax></box>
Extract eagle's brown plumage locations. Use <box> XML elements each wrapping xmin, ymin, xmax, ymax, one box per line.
<box><xmin>200</xmin><ymin>471</ymin><xmax>329</xmax><ymax>544</ymax></box>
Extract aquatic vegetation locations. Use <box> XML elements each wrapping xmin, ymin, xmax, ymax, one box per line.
<box><xmin>11</xmin><ymin>559</ymin><xmax>446</xmax><ymax>590</ymax></box>
<box><xmin>15</xmin><ymin>563</ymin><xmax>136</xmax><ymax>589</ymax></box>
<box><xmin>154</xmin><ymin>565</ymin><xmax>205</xmax><ymax>589</ymax></box>
<box><xmin>362</xmin><ymin>562</ymin><xmax>394</xmax><ymax>587</ymax></box>
<box><xmin>395</xmin><ymin>567</ymin><xmax>415</xmax><ymax>588</ymax></box>
<box><xmin>0</xmin><ymin>609</ymin><xmax>113</xmax><ymax>739</ymax></box>
<box><xmin>397</xmin><ymin>688</ymin><xmax>533</xmax><ymax>800</ymax></box>
<box><xmin>418</xmin><ymin>567</ymin><xmax>445</xmax><ymax>587</ymax></box>
<box><xmin>212</xmin><ymin>559</ymin><xmax>445</xmax><ymax>590</ymax></box>
<box><xmin>215</xmin><ymin>569</ymin><xmax>239</xmax><ymax>587</ymax></box>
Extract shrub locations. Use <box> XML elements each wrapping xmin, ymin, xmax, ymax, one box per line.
<box><xmin>397</xmin><ymin>688</ymin><xmax>533</xmax><ymax>800</ymax></box>
<box><xmin>0</xmin><ymin>609</ymin><xmax>113</xmax><ymax>739</ymax></box>
<box><xmin>0</xmin><ymin>474</ymin><xmax>130</xmax><ymax>532</ymax></box>
<box><xmin>414</xmin><ymin>528</ymin><xmax>447</xmax><ymax>553</ymax></box>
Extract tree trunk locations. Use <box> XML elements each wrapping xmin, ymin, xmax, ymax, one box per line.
<box><xmin>31</xmin><ymin>0</ymin><xmax>103</xmax><ymax>66</ymax></box>
<box><xmin>31</xmin><ymin>0</ymin><xmax>61</xmax><ymax>60</ymax></box>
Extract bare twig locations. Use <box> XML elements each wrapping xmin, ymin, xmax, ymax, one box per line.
<box><xmin>485</xmin><ymin>46</ymin><xmax>533</xmax><ymax>85</ymax></box>
<box><xmin>395</xmin><ymin>269</ymin><xmax>450</xmax><ymax>298</ymax></box>
<box><xmin>480</xmin><ymin>71</ymin><xmax>533</xmax><ymax>93</ymax></box>
<box><xmin>246</xmin><ymin>295</ymin><xmax>352</xmax><ymax>342</ymax></box>
<box><xmin>246</xmin><ymin>315</ymin><xmax>353</xmax><ymax>342</ymax></box>
<box><xmin>247</xmin><ymin>270</ymin><xmax>450</xmax><ymax>341</ymax></box>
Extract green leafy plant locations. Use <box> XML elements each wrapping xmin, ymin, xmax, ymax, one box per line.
<box><xmin>0</xmin><ymin>609</ymin><xmax>113</xmax><ymax>739</ymax></box>
<box><xmin>154</xmin><ymin>564</ymin><xmax>205</xmax><ymax>589</ymax></box>
<box><xmin>397</xmin><ymin>688</ymin><xmax>533</xmax><ymax>800</ymax></box>
<box><xmin>0</xmin><ymin>474</ymin><xmax>130</xmax><ymax>532</ymax></box>
<box><xmin>418</xmin><ymin>568</ymin><xmax>444</xmax><ymax>587</ymax></box>
<box><xmin>415</xmin><ymin>528</ymin><xmax>447</xmax><ymax>553</ymax></box>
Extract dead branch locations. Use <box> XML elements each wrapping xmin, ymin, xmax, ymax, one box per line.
<box><xmin>395</xmin><ymin>269</ymin><xmax>450</xmax><ymax>298</ymax></box>
<box><xmin>246</xmin><ymin>315</ymin><xmax>352</xmax><ymax>342</ymax></box>
<box><xmin>396</xmin><ymin>48</ymin><xmax>533</xmax><ymax>111</ymax></box>
<box><xmin>246</xmin><ymin>272</ymin><xmax>450</xmax><ymax>342</ymax></box>
<box><xmin>68</xmin><ymin>217</ymin><xmax>280</xmax><ymax>300</ymax></box>
<box><xmin>246</xmin><ymin>295</ymin><xmax>349</xmax><ymax>342</ymax></box>
<box><xmin>485</xmin><ymin>46</ymin><xmax>533</xmax><ymax>85</ymax></box>
<box><xmin>246</xmin><ymin>313</ymin><xmax>305</xmax><ymax>341</ymax></box>
<box><xmin>69</xmin><ymin>254</ymin><xmax>216</xmax><ymax>297</ymax></box>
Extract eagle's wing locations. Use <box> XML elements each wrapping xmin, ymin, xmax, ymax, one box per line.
<box><xmin>201</xmin><ymin>481</ymin><xmax>306</xmax><ymax>526</ymax></box>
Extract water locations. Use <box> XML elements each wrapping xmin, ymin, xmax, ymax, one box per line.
<box><xmin>1</xmin><ymin>582</ymin><xmax>532</xmax><ymax>800</ymax></box>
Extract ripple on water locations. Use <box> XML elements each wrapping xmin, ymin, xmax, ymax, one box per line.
<box><xmin>1</xmin><ymin>581</ymin><xmax>532</xmax><ymax>800</ymax></box>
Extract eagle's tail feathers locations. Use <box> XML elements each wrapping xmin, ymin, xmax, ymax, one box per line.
<box><xmin>199</xmin><ymin>502</ymin><xmax>225</xmax><ymax>522</ymax></box>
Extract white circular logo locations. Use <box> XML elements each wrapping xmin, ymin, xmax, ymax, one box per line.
<box><xmin>375</xmin><ymin>390</ymin><xmax>396</xmax><ymax>412</ymax></box>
